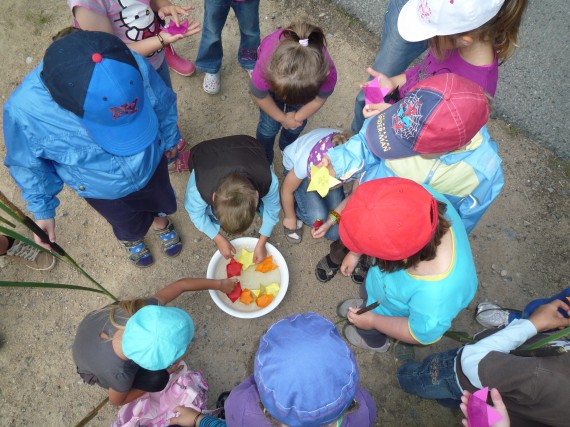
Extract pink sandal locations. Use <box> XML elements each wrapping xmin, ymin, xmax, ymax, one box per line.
<box><xmin>168</xmin><ymin>149</ymin><xmax>191</xmax><ymax>173</ymax></box>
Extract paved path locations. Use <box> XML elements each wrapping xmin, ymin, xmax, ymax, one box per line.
<box><xmin>329</xmin><ymin>0</ymin><xmax>570</xmax><ymax>159</ymax></box>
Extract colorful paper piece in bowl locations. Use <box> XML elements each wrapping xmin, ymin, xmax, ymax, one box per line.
<box><xmin>261</xmin><ymin>283</ymin><xmax>280</xmax><ymax>297</ymax></box>
<box><xmin>467</xmin><ymin>387</ymin><xmax>503</xmax><ymax>427</ymax></box>
<box><xmin>362</xmin><ymin>78</ymin><xmax>392</xmax><ymax>105</ymax></box>
<box><xmin>255</xmin><ymin>256</ymin><xmax>278</xmax><ymax>273</ymax></box>
<box><xmin>307</xmin><ymin>164</ymin><xmax>341</xmax><ymax>197</ymax></box>
<box><xmin>256</xmin><ymin>294</ymin><xmax>274</xmax><ymax>308</ymax></box>
<box><xmin>239</xmin><ymin>289</ymin><xmax>254</xmax><ymax>305</ymax></box>
<box><xmin>161</xmin><ymin>19</ymin><xmax>189</xmax><ymax>35</ymax></box>
<box><xmin>226</xmin><ymin>258</ymin><xmax>243</xmax><ymax>278</ymax></box>
<box><xmin>236</xmin><ymin>248</ymin><xmax>255</xmax><ymax>271</ymax></box>
<box><xmin>226</xmin><ymin>282</ymin><xmax>242</xmax><ymax>303</ymax></box>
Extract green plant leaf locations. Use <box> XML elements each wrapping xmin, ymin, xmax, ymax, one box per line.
<box><xmin>0</xmin><ymin>225</ymin><xmax>66</xmax><ymax>262</ymax></box>
<box><xmin>0</xmin><ymin>198</ymin><xmax>23</xmax><ymax>223</ymax></box>
<box><xmin>444</xmin><ymin>330</ymin><xmax>477</xmax><ymax>344</ymax></box>
<box><xmin>0</xmin><ymin>214</ymin><xmax>16</xmax><ymax>228</ymax></box>
<box><xmin>0</xmin><ymin>281</ymin><xmax>107</xmax><ymax>294</ymax></box>
<box><xmin>519</xmin><ymin>327</ymin><xmax>570</xmax><ymax>351</ymax></box>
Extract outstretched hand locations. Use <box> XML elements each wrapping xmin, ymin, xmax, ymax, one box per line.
<box><xmin>529</xmin><ymin>299</ymin><xmax>570</xmax><ymax>332</ymax></box>
<box><xmin>159</xmin><ymin>18</ymin><xmax>201</xmax><ymax>45</ymax></box>
<box><xmin>340</xmin><ymin>251</ymin><xmax>361</xmax><ymax>276</ymax></box>
<box><xmin>34</xmin><ymin>218</ymin><xmax>56</xmax><ymax>250</ymax></box>
<box><xmin>157</xmin><ymin>4</ymin><xmax>193</xmax><ymax>26</ymax></box>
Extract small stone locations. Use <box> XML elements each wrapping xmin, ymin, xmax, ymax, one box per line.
<box><xmin>26</xmin><ymin>57</ymin><xmax>33</xmax><ymax>64</ymax></box>
<box><xmin>205</xmin><ymin>305</ymin><xmax>211</xmax><ymax>311</ymax></box>
<box><xmin>319</xmin><ymin>13</ymin><xmax>326</xmax><ymax>17</ymax></box>
<box><xmin>547</xmin><ymin>187</ymin><xmax>554</xmax><ymax>193</ymax></box>
<box><xmin>500</xmin><ymin>270</ymin><xmax>507</xmax><ymax>277</ymax></box>
<box><xmin>336</xmin><ymin>122</ymin><xmax>343</xmax><ymax>127</ymax></box>
<box><xmin>221</xmin><ymin>94</ymin><xmax>228</xmax><ymax>101</ymax></box>
<box><xmin>491</xmin><ymin>264</ymin><xmax>498</xmax><ymax>271</ymax></box>
<box><xmin>195</xmin><ymin>255</ymin><xmax>200</xmax><ymax>259</ymax></box>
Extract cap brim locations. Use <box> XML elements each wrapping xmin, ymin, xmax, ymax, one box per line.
<box><xmin>397</xmin><ymin>0</ymin><xmax>438</xmax><ymax>42</ymax></box>
<box><xmin>365</xmin><ymin>112</ymin><xmax>418</xmax><ymax>160</ymax></box>
<box><xmin>81</xmin><ymin>90</ymin><xmax>159</xmax><ymax>156</ymax></box>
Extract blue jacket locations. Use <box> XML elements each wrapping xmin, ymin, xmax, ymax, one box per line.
<box><xmin>3</xmin><ymin>53</ymin><xmax>180</xmax><ymax>220</ymax></box>
<box><xmin>328</xmin><ymin>119</ymin><xmax>504</xmax><ymax>233</ymax></box>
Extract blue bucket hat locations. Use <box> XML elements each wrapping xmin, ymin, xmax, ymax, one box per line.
<box><xmin>42</xmin><ymin>31</ymin><xmax>159</xmax><ymax>156</ymax></box>
<box><xmin>122</xmin><ymin>305</ymin><xmax>194</xmax><ymax>371</ymax></box>
<box><xmin>254</xmin><ymin>313</ymin><xmax>359</xmax><ymax>427</ymax></box>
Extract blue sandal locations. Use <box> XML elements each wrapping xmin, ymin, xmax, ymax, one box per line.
<box><xmin>120</xmin><ymin>239</ymin><xmax>154</xmax><ymax>268</ymax></box>
<box><xmin>155</xmin><ymin>219</ymin><xmax>183</xmax><ymax>258</ymax></box>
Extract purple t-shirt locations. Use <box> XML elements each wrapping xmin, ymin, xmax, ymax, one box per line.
<box><xmin>69</xmin><ymin>0</ymin><xmax>165</xmax><ymax>69</ymax></box>
<box><xmin>224</xmin><ymin>375</ymin><xmax>376</xmax><ymax>427</ymax></box>
<box><xmin>250</xmin><ymin>29</ymin><xmax>337</xmax><ymax>101</ymax></box>
<box><xmin>400</xmin><ymin>49</ymin><xmax>498</xmax><ymax>97</ymax></box>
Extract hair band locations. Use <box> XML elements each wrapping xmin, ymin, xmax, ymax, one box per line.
<box><xmin>299</xmin><ymin>38</ymin><xmax>309</xmax><ymax>47</ymax></box>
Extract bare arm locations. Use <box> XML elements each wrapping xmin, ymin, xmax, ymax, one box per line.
<box><xmin>294</xmin><ymin>96</ymin><xmax>326</xmax><ymax>122</ymax></box>
<box><xmin>154</xmin><ymin>277</ymin><xmax>238</xmax><ymax>304</ymax></box>
<box><xmin>252</xmin><ymin>94</ymin><xmax>287</xmax><ymax>123</ymax></box>
<box><xmin>347</xmin><ymin>309</ymin><xmax>420</xmax><ymax>344</ymax></box>
<box><xmin>281</xmin><ymin>171</ymin><xmax>303</xmax><ymax>230</ymax></box>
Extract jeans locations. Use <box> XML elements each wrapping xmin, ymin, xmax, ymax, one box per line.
<box><xmin>156</xmin><ymin>58</ymin><xmax>173</xmax><ymax>89</ymax></box>
<box><xmin>351</xmin><ymin>0</ymin><xmax>427</xmax><ymax>133</ymax></box>
<box><xmin>256</xmin><ymin>96</ymin><xmax>307</xmax><ymax>163</ymax></box>
<box><xmin>195</xmin><ymin>0</ymin><xmax>260</xmax><ymax>73</ymax></box>
<box><xmin>293</xmin><ymin>177</ymin><xmax>344</xmax><ymax>241</ymax></box>
<box><xmin>397</xmin><ymin>348</ymin><xmax>463</xmax><ymax>408</ymax></box>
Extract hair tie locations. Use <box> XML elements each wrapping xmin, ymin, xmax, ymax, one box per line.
<box><xmin>299</xmin><ymin>38</ymin><xmax>309</xmax><ymax>47</ymax></box>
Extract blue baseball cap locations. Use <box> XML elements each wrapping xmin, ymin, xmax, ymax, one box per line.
<box><xmin>122</xmin><ymin>305</ymin><xmax>194</xmax><ymax>371</ymax></box>
<box><xmin>42</xmin><ymin>31</ymin><xmax>159</xmax><ymax>156</ymax></box>
<box><xmin>254</xmin><ymin>313</ymin><xmax>359</xmax><ymax>427</ymax></box>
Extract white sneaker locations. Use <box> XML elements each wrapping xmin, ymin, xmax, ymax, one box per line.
<box><xmin>203</xmin><ymin>72</ymin><xmax>221</xmax><ymax>94</ymax></box>
<box><xmin>475</xmin><ymin>302</ymin><xmax>510</xmax><ymax>328</ymax></box>
<box><xmin>6</xmin><ymin>240</ymin><xmax>56</xmax><ymax>270</ymax></box>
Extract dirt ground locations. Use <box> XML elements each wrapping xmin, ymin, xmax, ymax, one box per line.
<box><xmin>0</xmin><ymin>0</ymin><xmax>568</xmax><ymax>426</ymax></box>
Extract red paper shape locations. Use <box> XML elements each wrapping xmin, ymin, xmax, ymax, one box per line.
<box><xmin>313</xmin><ymin>219</ymin><xmax>324</xmax><ymax>229</ymax></box>
<box><xmin>161</xmin><ymin>19</ymin><xmax>189</xmax><ymax>35</ymax></box>
<box><xmin>227</xmin><ymin>282</ymin><xmax>242</xmax><ymax>303</ymax></box>
<box><xmin>226</xmin><ymin>258</ymin><xmax>243</xmax><ymax>278</ymax></box>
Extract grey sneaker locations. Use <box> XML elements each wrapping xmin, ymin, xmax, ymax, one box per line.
<box><xmin>337</xmin><ymin>298</ymin><xmax>365</xmax><ymax>318</ymax></box>
<box><xmin>475</xmin><ymin>302</ymin><xmax>510</xmax><ymax>328</ymax></box>
<box><xmin>6</xmin><ymin>240</ymin><xmax>56</xmax><ymax>271</ymax></box>
<box><xmin>342</xmin><ymin>324</ymin><xmax>390</xmax><ymax>352</ymax></box>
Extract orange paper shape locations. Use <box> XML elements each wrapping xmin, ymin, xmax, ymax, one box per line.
<box><xmin>255</xmin><ymin>256</ymin><xmax>278</xmax><ymax>273</ymax></box>
<box><xmin>239</xmin><ymin>288</ymin><xmax>254</xmax><ymax>305</ymax></box>
<box><xmin>256</xmin><ymin>293</ymin><xmax>274</xmax><ymax>308</ymax></box>
<box><xmin>226</xmin><ymin>258</ymin><xmax>243</xmax><ymax>278</ymax></box>
<box><xmin>227</xmin><ymin>282</ymin><xmax>242</xmax><ymax>303</ymax></box>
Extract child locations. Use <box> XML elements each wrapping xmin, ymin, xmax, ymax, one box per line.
<box><xmin>314</xmin><ymin>74</ymin><xmax>501</xmax><ymax>283</ymax></box>
<box><xmin>69</xmin><ymin>0</ymin><xmax>202</xmax><ymax>172</ymax></box>
<box><xmin>250</xmin><ymin>22</ymin><xmax>337</xmax><ymax>163</ymax></box>
<box><xmin>281</xmin><ymin>128</ymin><xmax>349</xmax><ymax>243</ymax></box>
<box><xmin>362</xmin><ymin>0</ymin><xmax>528</xmax><ymax>116</ymax></box>
<box><xmin>184</xmin><ymin>135</ymin><xmax>280</xmax><ymax>263</ymax></box>
<box><xmin>397</xmin><ymin>299</ymin><xmax>570</xmax><ymax>425</ymax></box>
<box><xmin>168</xmin><ymin>313</ymin><xmax>377</xmax><ymax>426</ymax></box>
<box><xmin>73</xmin><ymin>276</ymin><xmax>238</xmax><ymax>406</ymax></box>
<box><xmin>336</xmin><ymin>178</ymin><xmax>478</xmax><ymax>351</ymax></box>
<box><xmin>3</xmin><ymin>31</ymin><xmax>184</xmax><ymax>268</ymax></box>
<box><xmin>196</xmin><ymin>0</ymin><xmax>260</xmax><ymax>94</ymax></box>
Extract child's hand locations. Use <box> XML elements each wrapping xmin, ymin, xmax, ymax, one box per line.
<box><xmin>283</xmin><ymin>216</ymin><xmax>299</xmax><ymax>231</ymax></box>
<box><xmin>460</xmin><ymin>389</ymin><xmax>510</xmax><ymax>427</ymax></box>
<box><xmin>164</xmin><ymin>146</ymin><xmax>179</xmax><ymax>160</ymax></box>
<box><xmin>347</xmin><ymin>307</ymin><xmax>376</xmax><ymax>330</ymax></box>
<box><xmin>219</xmin><ymin>277</ymin><xmax>239</xmax><ymax>294</ymax></box>
<box><xmin>363</xmin><ymin>102</ymin><xmax>391</xmax><ymax>118</ymax></box>
<box><xmin>340</xmin><ymin>251</ymin><xmax>361</xmax><ymax>276</ymax></box>
<box><xmin>157</xmin><ymin>4</ymin><xmax>193</xmax><ymax>26</ymax></box>
<box><xmin>282</xmin><ymin>112</ymin><xmax>302</xmax><ymax>130</ymax></box>
<box><xmin>214</xmin><ymin>234</ymin><xmax>236</xmax><ymax>259</ymax></box>
<box><xmin>253</xmin><ymin>240</ymin><xmax>267</xmax><ymax>264</ymax></box>
<box><xmin>311</xmin><ymin>219</ymin><xmax>332</xmax><ymax>239</ymax></box>
<box><xmin>168</xmin><ymin>405</ymin><xmax>202</xmax><ymax>426</ymax></box>
<box><xmin>361</xmin><ymin>68</ymin><xmax>395</xmax><ymax>92</ymax></box>
<box><xmin>529</xmin><ymin>299</ymin><xmax>570</xmax><ymax>332</ymax></box>
<box><xmin>160</xmin><ymin>19</ymin><xmax>201</xmax><ymax>44</ymax></box>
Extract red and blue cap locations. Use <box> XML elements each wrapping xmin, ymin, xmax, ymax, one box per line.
<box><xmin>42</xmin><ymin>31</ymin><xmax>159</xmax><ymax>156</ymax></box>
<box><xmin>365</xmin><ymin>73</ymin><xmax>489</xmax><ymax>159</ymax></box>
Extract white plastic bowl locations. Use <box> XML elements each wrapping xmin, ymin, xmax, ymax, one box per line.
<box><xmin>207</xmin><ymin>237</ymin><xmax>289</xmax><ymax>318</ymax></box>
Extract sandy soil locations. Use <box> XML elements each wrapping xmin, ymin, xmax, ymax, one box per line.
<box><xmin>0</xmin><ymin>0</ymin><xmax>568</xmax><ymax>426</ymax></box>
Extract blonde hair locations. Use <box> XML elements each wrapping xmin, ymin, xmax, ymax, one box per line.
<box><xmin>108</xmin><ymin>299</ymin><xmax>148</xmax><ymax>330</ymax></box>
<box><xmin>429</xmin><ymin>0</ymin><xmax>528</xmax><ymax>63</ymax></box>
<box><xmin>213</xmin><ymin>174</ymin><xmax>258</xmax><ymax>234</ymax></box>
<box><xmin>265</xmin><ymin>22</ymin><xmax>329</xmax><ymax>105</ymax></box>
<box><xmin>331</xmin><ymin>131</ymin><xmax>350</xmax><ymax>147</ymax></box>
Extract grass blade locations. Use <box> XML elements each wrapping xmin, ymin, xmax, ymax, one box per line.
<box><xmin>0</xmin><ymin>281</ymin><xmax>107</xmax><ymax>294</ymax></box>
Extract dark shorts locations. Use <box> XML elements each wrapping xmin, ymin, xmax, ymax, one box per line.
<box><xmin>85</xmin><ymin>157</ymin><xmax>176</xmax><ymax>241</ymax></box>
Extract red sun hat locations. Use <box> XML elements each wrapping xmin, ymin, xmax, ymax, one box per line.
<box><xmin>339</xmin><ymin>177</ymin><xmax>439</xmax><ymax>260</ymax></box>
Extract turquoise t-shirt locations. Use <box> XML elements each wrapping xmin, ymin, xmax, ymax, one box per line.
<box><xmin>365</xmin><ymin>185</ymin><xmax>478</xmax><ymax>344</ymax></box>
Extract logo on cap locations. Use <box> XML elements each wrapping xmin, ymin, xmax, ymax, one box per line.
<box><xmin>110</xmin><ymin>98</ymin><xmax>139</xmax><ymax>120</ymax></box>
<box><xmin>419</xmin><ymin>0</ymin><xmax>432</xmax><ymax>22</ymax></box>
<box><xmin>392</xmin><ymin>93</ymin><xmax>423</xmax><ymax>140</ymax></box>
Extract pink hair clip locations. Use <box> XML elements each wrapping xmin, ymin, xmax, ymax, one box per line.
<box><xmin>299</xmin><ymin>38</ymin><xmax>309</xmax><ymax>47</ymax></box>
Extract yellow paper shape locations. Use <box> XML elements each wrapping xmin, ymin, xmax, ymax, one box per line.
<box><xmin>236</xmin><ymin>248</ymin><xmax>255</xmax><ymax>271</ymax></box>
<box><xmin>307</xmin><ymin>165</ymin><xmax>341</xmax><ymax>197</ymax></box>
<box><xmin>264</xmin><ymin>283</ymin><xmax>280</xmax><ymax>297</ymax></box>
<box><xmin>255</xmin><ymin>255</ymin><xmax>278</xmax><ymax>273</ymax></box>
<box><xmin>251</xmin><ymin>289</ymin><xmax>261</xmax><ymax>298</ymax></box>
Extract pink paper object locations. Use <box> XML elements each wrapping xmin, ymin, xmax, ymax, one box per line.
<box><xmin>162</xmin><ymin>19</ymin><xmax>189</xmax><ymax>35</ymax></box>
